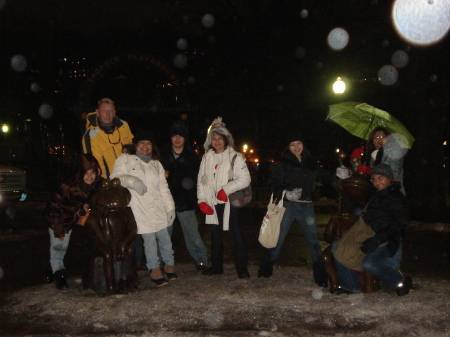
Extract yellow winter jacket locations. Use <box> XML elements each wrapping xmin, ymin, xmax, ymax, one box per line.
<box><xmin>82</xmin><ymin>112</ymin><xmax>134</xmax><ymax>178</ymax></box>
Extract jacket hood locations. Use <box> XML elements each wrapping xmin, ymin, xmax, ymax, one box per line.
<box><xmin>203</xmin><ymin>116</ymin><xmax>234</xmax><ymax>151</ymax></box>
<box><xmin>76</xmin><ymin>153</ymin><xmax>102</xmax><ymax>190</ymax></box>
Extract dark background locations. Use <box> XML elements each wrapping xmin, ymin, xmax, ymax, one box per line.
<box><xmin>0</xmin><ymin>0</ymin><xmax>449</xmax><ymax>220</ymax></box>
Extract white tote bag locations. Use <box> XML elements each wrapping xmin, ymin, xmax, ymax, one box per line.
<box><xmin>258</xmin><ymin>191</ymin><xmax>286</xmax><ymax>249</ymax></box>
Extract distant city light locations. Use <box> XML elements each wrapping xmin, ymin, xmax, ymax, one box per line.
<box><xmin>1</xmin><ymin>124</ymin><xmax>9</xmax><ymax>133</ymax></box>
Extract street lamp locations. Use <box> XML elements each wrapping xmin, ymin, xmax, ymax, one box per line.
<box><xmin>1</xmin><ymin>124</ymin><xmax>9</xmax><ymax>133</ymax></box>
<box><xmin>333</xmin><ymin>77</ymin><xmax>346</xmax><ymax>94</ymax></box>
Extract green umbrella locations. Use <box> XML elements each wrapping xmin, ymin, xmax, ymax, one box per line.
<box><xmin>326</xmin><ymin>102</ymin><xmax>415</xmax><ymax>149</ymax></box>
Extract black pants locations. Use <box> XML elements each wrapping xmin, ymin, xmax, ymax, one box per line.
<box><xmin>209</xmin><ymin>204</ymin><xmax>248</xmax><ymax>273</ymax></box>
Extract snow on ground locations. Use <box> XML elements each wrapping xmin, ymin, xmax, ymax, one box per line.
<box><xmin>1</xmin><ymin>263</ymin><xmax>449</xmax><ymax>337</ymax></box>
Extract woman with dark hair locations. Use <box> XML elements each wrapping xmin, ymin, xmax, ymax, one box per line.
<box><xmin>46</xmin><ymin>153</ymin><xmax>102</xmax><ymax>289</ymax></box>
<box><xmin>111</xmin><ymin>130</ymin><xmax>176</xmax><ymax>287</ymax></box>
<box><xmin>197</xmin><ymin>117</ymin><xmax>251</xmax><ymax>278</ymax></box>
<box><xmin>352</xmin><ymin>126</ymin><xmax>405</xmax><ymax>194</ymax></box>
<box><xmin>258</xmin><ymin>129</ymin><xmax>349</xmax><ymax>287</ymax></box>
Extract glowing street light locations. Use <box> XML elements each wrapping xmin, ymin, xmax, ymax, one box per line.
<box><xmin>1</xmin><ymin>124</ymin><xmax>9</xmax><ymax>133</ymax></box>
<box><xmin>333</xmin><ymin>77</ymin><xmax>346</xmax><ymax>94</ymax></box>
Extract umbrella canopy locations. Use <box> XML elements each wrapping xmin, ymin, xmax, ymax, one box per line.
<box><xmin>326</xmin><ymin>102</ymin><xmax>415</xmax><ymax>149</ymax></box>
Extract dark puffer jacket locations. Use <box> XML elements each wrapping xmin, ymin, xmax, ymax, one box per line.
<box><xmin>269</xmin><ymin>151</ymin><xmax>337</xmax><ymax>201</ymax></box>
<box><xmin>160</xmin><ymin>147</ymin><xmax>200</xmax><ymax>212</ymax></box>
<box><xmin>46</xmin><ymin>154</ymin><xmax>102</xmax><ymax>237</ymax></box>
<box><xmin>362</xmin><ymin>181</ymin><xmax>409</xmax><ymax>255</ymax></box>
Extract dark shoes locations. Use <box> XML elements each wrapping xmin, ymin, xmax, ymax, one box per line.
<box><xmin>196</xmin><ymin>262</ymin><xmax>209</xmax><ymax>271</ymax></box>
<box><xmin>202</xmin><ymin>267</ymin><xmax>224</xmax><ymax>276</ymax></box>
<box><xmin>330</xmin><ymin>286</ymin><xmax>359</xmax><ymax>295</ymax></box>
<box><xmin>45</xmin><ymin>263</ymin><xmax>54</xmax><ymax>283</ymax></box>
<box><xmin>238</xmin><ymin>271</ymin><xmax>251</xmax><ymax>279</ymax></box>
<box><xmin>54</xmin><ymin>269</ymin><xmax>69</xmax><ymax>290</ymax></box>
<box><xmin>395</xmin><ymin>280</ymin><xmax>410</xmax><ymax>296</ymax></box>
<box><xmin>150</xmin><ymin>268</ymin><xmax>169</xmax><ymax>287</ymax></box>
<box><xmin>257</xmin><ymin>270</ymin><xmax>272</xmax><ymax>278</ymax></box>
<box><xmin>313</xmin><ymin>261</ymin><xmax>328</xmax><ymax>288</ymax></box>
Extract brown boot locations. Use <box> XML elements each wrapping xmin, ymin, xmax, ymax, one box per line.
<box><xmin>150</xmin><ymin>268</ymin><xmax>168</xmax><ymax>287</ymax></box>
<box><xmin>164</xmin><ymin>265</ymin><xmax>177</xmax><ymax>281</ymax></box>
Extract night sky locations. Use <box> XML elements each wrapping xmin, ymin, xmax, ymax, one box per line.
<box><xmin>0</xmin><ymin>0</ymin><xmax>449</xmax><ymax>214</ymax></box>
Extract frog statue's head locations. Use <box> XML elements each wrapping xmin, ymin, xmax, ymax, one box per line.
<box><xmin>90</xmin><ymin>178</ymin><xmax>131</xmax><ymax>212</ymax></box>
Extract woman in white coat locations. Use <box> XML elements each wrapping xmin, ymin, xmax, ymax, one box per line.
<box><xmin>111</xmin><ymin>130</ymin><xmax>176</xmax><ymax>287</ymax></box>
<box><xmin>197</xmin><ymin>117</ymin><xmax>251</xmax><ymax>278</ymax></box>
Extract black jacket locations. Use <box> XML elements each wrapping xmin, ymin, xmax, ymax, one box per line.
<box><xmin>362</xmin><ymin>181</ymin><xmax>409</xmax><ymax>255</ymax></box>
<box><xmin>160</xmin><ymin>147</ymin><xmax>200</xmax><ymax>212</ymax></box>
<box><xmin>268</xmin><ymin>151</ymin><xmax>337</xmax><ymax>201</ymax></box>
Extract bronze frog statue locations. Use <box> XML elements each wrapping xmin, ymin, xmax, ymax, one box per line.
<box><xmin>84</xmin><ymin>178</ymin><xmax>137</xmax><ymax>295</ymax></box>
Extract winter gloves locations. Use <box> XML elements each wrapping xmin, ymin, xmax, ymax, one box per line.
<box><xmin>198</xmin><ymin>202</ymin><xmax>214</xmax><ymax>215</ymax></box>
<box><xmin>336</xmin><ymin>166</ymin><xmax>351</xmax><ymax>180</ymax></box>
<box><xmin>217</xmin><ymin>189</ymin><xmax>228</xmax><ymax>202</ymax></box>
<box><xmin>286</xmin><ymin>188</ymin><xmax>303</xmax><ymax>201</ymax></box>
<box><xmin>133</xmin><ymin>179</ymin><xmax>147</xmax><ymax>196</ymax></box>
<box><xmin>166</xmin><ymin>209</ymin><xmax>176</xmax><ymax>226</ymax></box>
<box><xmin>360</xmin><ymin>237</ymin><xmax>381</xmax><ymax>254</ymax></box>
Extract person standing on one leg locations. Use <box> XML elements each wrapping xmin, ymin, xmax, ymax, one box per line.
<box><xmin>258</xmin><ymin>128</ymin><xmax>350</xmax><ymax>287</ymax></box>
<box><xmin>161</xmin><ymin>123</ymin><xmax>208</xmax><ymax>270</ymax></box>
<box><xmin>46</xmin><ymin>154</ymin><xmax>102</xmax><ymax>290</ymax></box>
<box><xmin>197</xmin><ymin>117</ymin><xmax>251</xmax><ymax>279</ymax></box>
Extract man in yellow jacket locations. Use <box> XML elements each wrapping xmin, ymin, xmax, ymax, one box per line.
<box><xmin>82</xmin><ymin>98</ymin><xmax>134</xmax><ymax>179</ymax></box>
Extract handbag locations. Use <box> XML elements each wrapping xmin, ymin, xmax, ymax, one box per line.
<box><xmin>228</xmin><ymin>154</ymin><xmax>252</xmax><ymax>208</ymax></box>
<box><xmin>333</xmin><ymin>216</ymin><xmax>376</xmax><ymax>272</ymax></box>
<box><xmin>258</xmin><ymin>191</ymin><xmax>286</xmax><ymax>248</ymax></box>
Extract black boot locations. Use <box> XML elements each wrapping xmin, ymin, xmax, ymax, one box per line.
<box><xmin>54</xmin><ymin>269</ymin><xmax>69</xmax><ymax>290</ymax></box>
<box><xmin>45</xmin><ymin>262</ymin><xmax>54</xmax><ymax>283</ymax></box>
<box><xmin>313</xmin><ymin>261</ymin><xmax>329</xmax><ymax>288</ymax></box>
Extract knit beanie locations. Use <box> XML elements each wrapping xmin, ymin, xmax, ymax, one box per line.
<box><xmin>285</xmin><ymin>128</ymin><xmax>304</xmax><ymax>144</ymax></box>
<box><xmin>133</xmin><ymin>129</ymin><xmax>155</xmax><ymax>143</ymax></box>
<box><xmin>203</xmin><ymin>116</ymin><xmax>234</xmax><ymax>151</ymax></box>
<box><xmin>170</xmin><ymin>123</ymin><xmax>188</xmax><ymax>139</ymax></box>
<box><xmin>371</xmin><ymin>164</ymin><xmax>395</xmax><ymax>181</ymax></box>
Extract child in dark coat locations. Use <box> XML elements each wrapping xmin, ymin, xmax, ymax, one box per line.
<box><xmin>45</xmin><ymin>153</ymin><xmax>102</xmax><ymax>289</ymax></box>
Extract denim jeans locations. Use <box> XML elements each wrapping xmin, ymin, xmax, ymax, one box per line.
<box><xmin>259</xmin><ymin>201</ymin><xmax>323</xmax><ymax>275</ymax></box>
<box><xmin>142</xmin><ymin>228</ymin><xmax>174</xmax><ymax>271</ymax></box>
<box><xmin>208</xmin><ymin>204</ymin><xmax>248</xmax><ymax>273</ymax></box>
<box><xmin>49</xmin><ymin>228</ymin><xmax>71</xmax><ymax>273</ymax></box>
<box><xmin>167</xmin><ymin>210</ymin><xmax>208</xmax><ymax>266</ymax></box>
<box><xmin>332</xmin><ymin>240</ymin><xmax>360</xmax><ymax>292</ymax></box>
<box><xmin>362</xmin><ymin>244</ymin><xmax>404</xmax><ymax>289</ymax></box>
<box><xmin>333</xmin><ymin>240</ymin><xmax>403</xmax><ymax>291</ymax></box>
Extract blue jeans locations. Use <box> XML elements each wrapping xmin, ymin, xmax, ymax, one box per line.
<box><xmin>333</xmin><ymin>240</ymin><xmax>403</xmax><ymax>291</ymax></box>
<box><xmin>167</xmin><ymin>210</ymin><xmax>208</xmax><ymax>266</ymax></box>
<box><xmin>362</xmin><ymin>244</ymin><xmax>404</xmax><ymax>289</ymax></box>
<box><xmin>259</xmin><ymin>201</ymin><xmax>323</xmax><ymax>275</ymax></box>
<box><xmin>142</xmin><ymin>228</ymin><xmax>174</xmax><ymax>271</ymax></box>
<box><xmin>49</xmin><ymin>228</ymin><xmax>71</xmax><ymax>273</ymax></box>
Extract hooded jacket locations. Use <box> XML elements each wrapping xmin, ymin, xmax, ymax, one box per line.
<box><xmin>46</xmin><ymin>154</ymin><xmax>102</xmax><ymax>237</ymax></box>
<box><xmin>82</xmin><ymin>112</ymin><xmax>134</xmax><ymax>179</ymax></box>
<box><xmin>197</xmin><ymin>147</ymin><xmax>250</xmax><ymax>230</ymax></box>
<box><xmin>111</xmin><ymin>153</ymin><xmax>175</xmax><ymax>234</ymax></box>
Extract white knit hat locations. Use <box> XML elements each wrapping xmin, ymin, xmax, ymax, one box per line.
<box><xmin>203</xmin><ymin>116</ymin><xmax>235</xmax><ymax>151</ymax></box>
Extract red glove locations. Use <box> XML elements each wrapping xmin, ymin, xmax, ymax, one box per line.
<box><xmin>198</xmin><ymin>202</ymin><xmax>214</xmax><ymax>215</ymax></box>
<box><xmin>217</xmin><ymin>189</ymin><xmax>228</xmax><ymax>202</ymax></box>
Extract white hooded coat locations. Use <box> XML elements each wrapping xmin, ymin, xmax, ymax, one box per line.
<box><xmin>111</xmin><ymin>153</ymin><xmax>175</xmax><ymax>234</ymax></box>
<box><xmin>197</xmin><ymin>147</ymin><xmax>251</xmax><ymax>230</ymax></box>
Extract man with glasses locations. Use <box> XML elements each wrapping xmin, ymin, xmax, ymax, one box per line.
<box><xmin>82</xmin><ymin>98</ymin><xmax>134</xmax><ymax>179</ymax></box>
